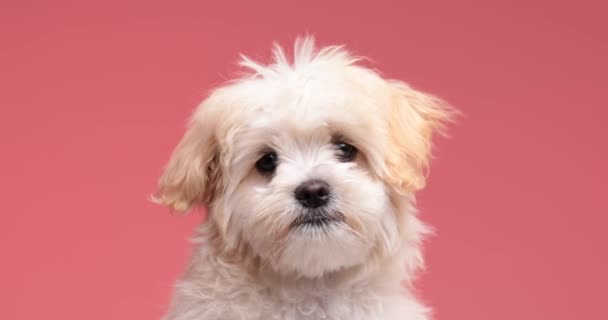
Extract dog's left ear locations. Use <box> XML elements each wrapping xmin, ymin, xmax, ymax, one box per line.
<box><xmin>384</xmin><ymin>81</ymin><xmax>455</xmax><ymax>194</ymax></box>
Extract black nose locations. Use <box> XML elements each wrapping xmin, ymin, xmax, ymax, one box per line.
<box><xmin>294</xmin><ymin>179</ymin><xmax>331</xmax><ymax>208</ymax></box>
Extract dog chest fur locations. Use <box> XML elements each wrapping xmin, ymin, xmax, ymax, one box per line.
<box><xmin>163</xmin><ymin>226</ymin><xmax>429</xmax><ymax>320</ymax></box>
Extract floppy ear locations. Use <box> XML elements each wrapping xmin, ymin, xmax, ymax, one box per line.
<box><xmin>384</xmin><ymin>81</ymin><xmax>455</xmax><ymax>194</ymax></box>
<box><xmin>152</xmin><ymin>114</ymin><xmax>223</xmax><ymax>213</ymax></box>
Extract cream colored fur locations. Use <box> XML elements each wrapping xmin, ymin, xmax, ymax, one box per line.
<box><xmin>153</xmin><ymin>37</ymin><xmax>454</xmax><ymax>320</ymax></box>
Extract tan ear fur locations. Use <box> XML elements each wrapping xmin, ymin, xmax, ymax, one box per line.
<box><xmin>152</xmin><ymin>119</ymin><xmax>222</xmax><ymax>213</ymax></box>
<box><xmin>385</xmin><ymin>81</ymin><xmax>455</xmax><ymax>193</ymax></box>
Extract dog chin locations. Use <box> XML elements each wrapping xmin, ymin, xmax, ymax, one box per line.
<box><xmin>276</xmin><ymin>220</ymin><xmax>372</xmax><ymax>278</ymax></box>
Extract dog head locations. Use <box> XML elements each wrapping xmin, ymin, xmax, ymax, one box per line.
<box><xmin>154</xmin><ymin>38</ymin><xmax>453</xmax><ymax>278</ymax></box>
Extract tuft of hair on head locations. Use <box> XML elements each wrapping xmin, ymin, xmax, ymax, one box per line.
<box><xmin>237</xmin><ymin>35</ymin><xmax>362</xmax><ymax>79</ymax></box>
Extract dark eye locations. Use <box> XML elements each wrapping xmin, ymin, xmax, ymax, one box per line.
<box><xmin>255</xmin><ymin>151</ymin><xmax>279</xmax><ymax>173</ymax></box>
<box><xmin>335</xmin><ymin>142</ymin><xmax>357</xmax><ymax>162</ymax></box>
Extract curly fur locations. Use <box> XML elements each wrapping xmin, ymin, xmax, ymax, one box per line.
<box><xmin>153</xmin><ymin>37</ymin><xmax>454</xmax><ymax>320</ymax></box>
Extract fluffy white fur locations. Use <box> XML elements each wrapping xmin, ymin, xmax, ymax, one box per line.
<box><xmin>153</xmin><ymin>37</ymin><xmax>454</xmax><ymax>320</ymax></box>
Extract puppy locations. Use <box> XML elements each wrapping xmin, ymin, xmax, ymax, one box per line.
<box><xmin>153</xmin><ymin>37</ymin><xmax>454</xmax><ymax>320</ymax></box>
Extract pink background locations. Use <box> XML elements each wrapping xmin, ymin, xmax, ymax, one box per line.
<box><xmin>1</xmin><ymin>1</ymin><xmax>606</xmax><ymax>319</ymax></box>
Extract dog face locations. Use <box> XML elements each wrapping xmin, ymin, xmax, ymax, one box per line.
<box><xmin>154</xmin><ymin>38</ymin><xmax>453</xmax><ymax>278</ymax></box>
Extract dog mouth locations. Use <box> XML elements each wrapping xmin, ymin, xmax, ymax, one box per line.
<box><xmin>289</xmin><ymin>211</ymin><xmax>343</xmax><ymax>229</ymax></box>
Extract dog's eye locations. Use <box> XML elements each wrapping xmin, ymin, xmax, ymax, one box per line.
<box><xmin>255</xmin><ymin>151</ymin><xmax>279</xmax><ymax>173</ymax></box>
<box><xmin>335</xmin><ymin>142</ymin><xmax>357</xmax><ymax>162</ymax></box>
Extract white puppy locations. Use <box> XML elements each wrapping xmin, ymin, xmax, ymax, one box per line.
<box><xmin>153</xmin><ymin>37</ymin><xmax>454</xmax><ymax>320</ymax></box>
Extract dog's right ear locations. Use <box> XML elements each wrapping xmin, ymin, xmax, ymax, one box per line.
<box><xmin>152</xmin><ymin>110</ymin><xmax>223</xmax><ymax>213</ymax></box>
